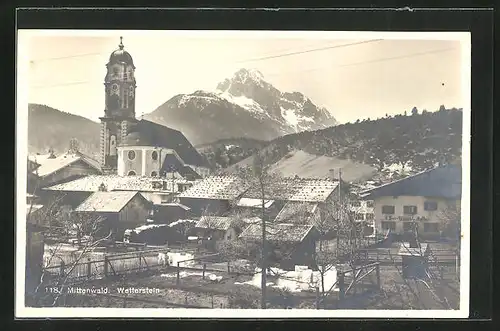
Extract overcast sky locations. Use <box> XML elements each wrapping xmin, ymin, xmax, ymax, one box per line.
<box><xmin>22</xmin><ymin>31</ymin><xmax>466</xmax><ymax>124</ymax></box>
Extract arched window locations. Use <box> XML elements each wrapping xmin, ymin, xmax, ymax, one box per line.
<box><xmin>128</xmin><ymin>150</ymin><xmax>136</xmax><ymax>160</ymax></box>
<box><xmin>151</xmin><ymin>151</ymin><xmax>158</xmax><ymax>161</ymax></box>
<box><xmin>128</xmin><ymin>170</ymin><xmax>136</xmax><ymax>176</ymax></box>
<box><xmin>151</xmin><ymin>171</ymin><xmax>158</xmax><ymax>177</ymax></box>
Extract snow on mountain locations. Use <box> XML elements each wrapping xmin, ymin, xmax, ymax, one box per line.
<box><xmin>144</xmin><ymin>68</ymin><xmax>338</xmax><ymax>145</ymax></box>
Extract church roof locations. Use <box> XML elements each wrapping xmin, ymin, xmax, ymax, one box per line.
<box><xmin>121</xmin><ymin>119</ymin><xmax>208</xmax><ymax>167</ymax></box>
<box><xmin>108</xmin><ymin>37</ymin><xmax>135</xmax><ymax>67</ymax></box>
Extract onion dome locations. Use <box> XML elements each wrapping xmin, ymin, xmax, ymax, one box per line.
<box><xmin>108</xmin><ymin>36</ymin><xmax>135</xmax><ymax>68</ymax></box>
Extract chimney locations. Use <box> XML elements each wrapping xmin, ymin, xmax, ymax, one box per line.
<box><xmin>328</xmin><ymin>169</ymin><xmax>336</xmax><ymax>180</ymax></box>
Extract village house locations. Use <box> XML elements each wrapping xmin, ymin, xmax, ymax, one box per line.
<box><xmin>176</xmin><ymin>175</ymin><xmax>250</xmax><ymax>216</ymax></box>
<box><xmin>73</xmin><ymin>191</ymin><xmax>152</xmax><ymax>241</ymax></box>
<box><xmin>42</xmin><ymin>174</ymin><xmax>195</xmax><ymax>209</ymax></box>
<box><xmin>239</xmin><ymin>223</ymin><xmax>320</xmax><ymax>270</ymax></box>
<box><xmin>27</xmin><ymin>150</ymin><xmax>102</xmax><ymax>192</ymax></box>
<box><xmin>360</xmin><ymin>164</ymin><xmax>462</xmax><ymax>239</ymax></box>
<box><xmin>150</xmin><ymin>202</ymin><xmax>193</xmax><ymax>224</ymax></box>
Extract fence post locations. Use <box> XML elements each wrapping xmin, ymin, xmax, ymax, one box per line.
<box><xmin>337</xmin><ymin>271</ymin><xmax>345</xmax><ymax>307</ymax></box>
<box><xmin>211</xmin><ymin>293</ymin><xmax>214</xmax><ymax>308</ymax></box>
<box><xmin>139</xmin><ymin>252</ymin><xmax>142</xmax><ymax>273</ymax></box>
<box><xmin>227</xmin><ymin>261</ymin><xmax>231</xmax><ymax>274</ymax></box>
<box><xmin>60</xmin><ymin>261</ymin><xmax>65</xmax><ymax>278</ymax></box>
<box><xmin>203</xmin><ymin>263</ymin><xmax>206</xmax><ymax>280</ymax></box>
<box><xmin>176</xmin><ymin>262</ymin><xmax>180</xmax><ymax>286</ymax></box>
<box><xmin>104</xmin><ymin>256</ymin><xmax>109</xmax><ymax>278</ymax></box>
<box><xmin>123</xmin><ymin>297</ymin><xmax>127</xmax><ymax>308</ymax></box>
<box><xmin>376</xmin><ymin>263</ymin><xmax>381</xmax><ymax>289</ymax></box>
<box><xmin>86</xmin><ymin>258</ymin><xmax>92</xmax><ymax>278</ymax></box>
<box><xmin>315</xmin><ymin>287</ymin><xmax>320</xmax><ymax>309</ymax></box>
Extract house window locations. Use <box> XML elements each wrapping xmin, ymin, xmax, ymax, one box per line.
<box><xmin>424</xmin><ymin>201</ymin><xmax>438</xmax><ymax>211</ymax></box>
<box><xmin>151</xmin><ymin>171</ymin><xmax>158</xmax><ymax>177</ymax></box>
<box><xmin>351</xmin><ymin>200</ymin><xmax>361</xmax><ymax>207</ymax></box>
<box><xmin>403</xmin><ymin>205</ymin><xmax>418</xmax><ymax>215</ymax></box>
<box><xmin>424</xmin><ymin>223</ymin><xmax>439</xmax><ymax>233</ymax></box>
<box><xmin>366</xmin><ymin>201</ymin><xmax>374</xmax><ymax>208</ymax></box>
<box><xmin>381</xmin><ymin>221</ymin><xmax>396</xmax><ymax>231</ymax></box>
<box><xmin>403</xmin><ymin>222</ymin><xmax>415</xmax><ymax>232</ymax></box>
<box><xmin>152</xmin><ymin>151</ymin><xmax>158</xmax><ymax>161</ymax></box>
<box><xmin>355</xmin><ymin>213</ymin><xmax>364</xmax><ymax>220</ymax></box>
<box><xmin>127</xmin><ymin>170</ymin><xmax>136</xmax><ymax>176</ymax></box>
<box><xmin>365</xmin><ymin>213</ymin><xmax>374</xmax><ymax>220</ymax></box>
<box><xmin>128</xmin><ymin>150</ymin><xmax>136</xmax><ymax>160</ymax></box>
<box><xmin>381</xmin><ymin>205</ymin><xmax>395</xmax><ymax>214</ymax></box>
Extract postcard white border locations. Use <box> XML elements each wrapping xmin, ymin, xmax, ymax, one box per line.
<box><xmin>15</xmin><ymin>29</ymin><xmax>471</xmax><ymax>319</ymax></box>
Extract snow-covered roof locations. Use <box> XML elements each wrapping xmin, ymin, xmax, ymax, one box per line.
<box><xmin>131</xmin><ymin>223</ymin><xmax>169</xmax><ymax>234</ymax></box>
<box><xmin>168</xmin><ymin>219</ymin><xmax>197</xmax><ymax>227</ymax></box>
<box><xmin>243</xmin><ymin>178</ymin><xmax>339</xmax><ymax>203</ymax></box>
<box><xmin>44</xmin><ymin>174</ymin><xmax>191</xmax><ymax>193</ymax></box>
<box><xmin>28</xmin><ymin>152</ymin><xmax>101</xmax><ymax>177</ymax></box>
<box><xmin>236</xmin><ymin>197</ymin><xmax>275</xmax><ymax>209</ymax></box>
<box><xmin>75</xmin><ymin>191</ymin><xmax>143</xmax><ymax>213</ymax></box>
<box><xmin>195</xmin><ymin>216</ymin><xmax>233</xmax><ymax>231</ymax></box>
<box><xmin>398</xmin><ymin>242</ymin><xmax>430</xmax><ymax>257</ymax></box>
<box><xmin>177</xmin><ymin>175</ymin><xmax>249</xmax><ymax>200</ymax></box>
<box><xmin>361</xmin><ymin>164</ymin><xmax>461</xmax><ymax>200</ymax></box>
<box><xmin>274</xmin><ymin>201</ymin><xmax>318</xmax><ymax>224</ymax></box>
<box><xmin>239</xmin><ymin>223</ymin><xmax>317</xmax><ymax>243</ymax></box>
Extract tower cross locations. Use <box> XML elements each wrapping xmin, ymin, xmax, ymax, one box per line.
<box><xmin>119</xmin><ymin>36</ymin><xmax>124</xmax><ymax>49</ymax></box>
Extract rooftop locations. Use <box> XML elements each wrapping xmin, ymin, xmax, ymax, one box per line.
<box><xmin>236</xmin><ymin>197</ymin><xmax>275</xmax><ymax>209</ymax></box>
<box><xmin>195</xmin><ymin>216</ymin><xmax>234</xmax><ymax>231</ymax></box>
<box><xmin>239</xmin><ymin>223</ymin><xmax>317</xmax><ymax>243</ymax></box>
<box><xmin>75</xmin><ymin>191</ymin><xmax>144</xmax><ymax>213</ymax></box>
<box><xmin>361</xmin><ymin>164</ymin><xmax>462</xmax><ymax>200</ymax></box>
<box><xmin>28</xmin><ymin>151</ymin><xmax>101</xmax><ymax>177</ymax></box>
<box><xmin>243</xmin><ymin>178</ymin><xmax>339</xmax><ymax>202</ymax></box>
<box><xmin>44</xmin><ymin>174</ymin><xmax>192</xmax><ymax>193</ymax></box>
<box><xmin>177</xmin><ymin>175</ymin><xmax>249</xmax><ymax>200</ymax></box>
<box><xmin>273</xmin><ymin>201</ymin><xmax>318</xmax><ymax>224</ymax></box>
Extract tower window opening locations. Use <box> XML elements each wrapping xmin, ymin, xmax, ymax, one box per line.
<box><xmin>152</xmin><ymin>151</ymin><xmax>158</xmax><ymax>161</ymax></box>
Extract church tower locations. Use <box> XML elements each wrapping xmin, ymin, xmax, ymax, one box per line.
<box><xmin>99</xmin><ymin>37</ymin><xmax>137</xmax><ymax>172</ymax></box>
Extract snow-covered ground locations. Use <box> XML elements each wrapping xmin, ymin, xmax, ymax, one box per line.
<box><xmin>235</xmin><ymin>266</ymin><xmax>338</xmax><ymax>293</ymax></box>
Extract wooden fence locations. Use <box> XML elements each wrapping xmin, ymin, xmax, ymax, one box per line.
<box><xmin>42</xmin><ymin>247</ymin><xmax>174</xmax><ymax>283</ymax></box>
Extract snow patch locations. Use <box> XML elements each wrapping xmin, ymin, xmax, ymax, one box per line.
<box><xmin>218</xmin><ymin>91</ymin><xmax>266</xmax><ymax>114</ymax></box>
<box><xmin>235</xmin><ymin>266</ymin><xmax>338</xmax><ymax>293</ymax></box>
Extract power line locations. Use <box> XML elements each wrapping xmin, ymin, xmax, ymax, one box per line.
<box><xmin>234</xmin><ymin>39</ymin><xmax>383</xmax><ymax>63</ymax></box>
<box><xmin>264</xmin><ymin>47</ymin><xmax>459</xmax><ymax>78</ymax></box>
<box><xmin>28</xmin><ymin>46</ymin><xmax>459</xmax><ymax>90</ymax></box>
<box><xmin>30</xmin><ymin>52</ymin><xmax>106</xmax><ymax>64</ymax></box>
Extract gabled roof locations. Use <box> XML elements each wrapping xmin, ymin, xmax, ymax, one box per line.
<box><xmin>361</xmin><ymin>164</ymin><xmax>462</xmax><ymax>200</ymax></box>
<box><xmin>75</xmin><ymin>191</ymin><xmax>146</xmax><ymax>213</ymax></box>
<box><xmin>243</xmin><ymin>178</ymin><xmax>339</xmax><ymax>202</ymax></box>
<box><xmin>177</xmin><ymin>175</ymin><xmax>249</xmax><ymax>200</ymax></box>
<box><xmin>239</xmin><ymin>223</ymin><xmax>317</xmax><ymax>243</ymax></box>
<box><xmin>122</xmin><ymin>120</ymin><xmax>209</xmax><ymax>168</ymax></box>
<box><xmin>28</xmin><ymin>152</ymin><xmax>101</xmax><ymax>177</ymax></box>
<box><xmin>273</xmin><ymin>201</ymin><xmax>318</xmax><ymax>224</ymax></box>
<box><xmin>44</xmin><ymin>174</ymin><xmax>192</xmax><ymax>193</ymax></box>
<box><xmin>236</xmin><ymin>197</ymin><xmax>275</xmax><ymax>209</ymax></box>
<box><xmin>195</xmin><ymin>216</ymin><xmax>234</xmax><ymax>231</ymax></box>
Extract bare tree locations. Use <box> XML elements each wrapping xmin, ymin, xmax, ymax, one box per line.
<box><xmin>234</xmin><ymin>152</ymin><xmax>284</xmax><ymax>309</ymax></box>
<box><xmin>26</xmin><ymin>191</ymin><xmax>113</xmax><ymax>307</ymax></box>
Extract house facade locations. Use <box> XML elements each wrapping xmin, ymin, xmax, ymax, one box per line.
<box><xmin>74</xmin><ymin>191</ymin><xmax>152</xmax><ymax>241</ymax></box>
<box><xmin>361</xmin><ymin>164</ymin><xmax>462</xmax><ymax>238</ymax></box>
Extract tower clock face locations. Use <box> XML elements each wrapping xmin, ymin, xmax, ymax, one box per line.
<box><xmin>110</xmin><ymin>83</ymin><xmax>119</xmax><ymax>96</ymax></box>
